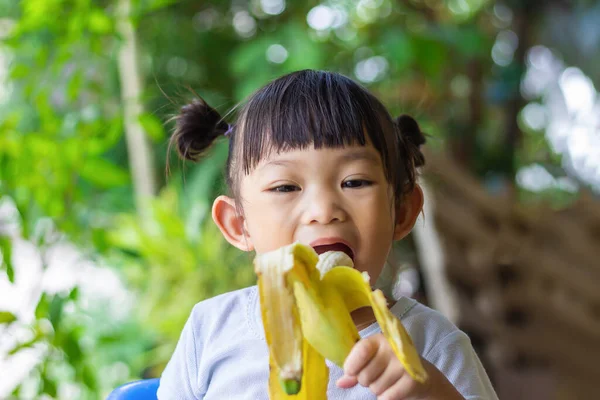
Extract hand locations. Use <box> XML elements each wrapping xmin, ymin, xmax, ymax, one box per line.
<box><xmin>336</xmin><ymin>333</ymin><xmax>464</xmax><ymax>400</ymax></box>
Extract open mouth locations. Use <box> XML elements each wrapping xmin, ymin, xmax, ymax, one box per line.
<box><xmin>312</xmin><ymin>243</ymin><xmax>355</xmax><ymax>261</ymax></box>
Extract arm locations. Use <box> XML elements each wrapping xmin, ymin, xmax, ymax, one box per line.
<box><xmin>423</xmin><ymin>330</ymin><xmax>498</xmax><ymax>400</ymax></box>
<box><xmin>338</xmin><ymin>331</ymin><xmax>497</xmax><ymax>400</ymax></box>
<box><xmin>157</xmin><ymin>308</ymin><xmax>202</xmax><ymax>400</ymax></box>
<box><xmin>337</xmin><ymin>333</ymin><xmax>465</xmax><ymax>400</ymax></box>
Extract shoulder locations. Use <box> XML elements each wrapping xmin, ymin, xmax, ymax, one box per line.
<box><xmin>192</xmin><ymin>285</ymin><xmax>257</xmax><ymax>315</ymax></box>
<box><xmin>188</xmin><ymin>285</ymin><xmax>261</xmax><ymax>343</ymax></box>
<box><xmin>157</xmin><ymin>286</ymin><xmax>262</xmax><ymax>399</ymax></box>
<box><xmin>394</xmin><ymin>299</ymin><xmax>499</xmax><ymax>399</ymax></box>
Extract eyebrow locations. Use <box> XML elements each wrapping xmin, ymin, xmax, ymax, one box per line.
<box><xmin>255</xmin><ymin>159</ymin><xmax>296</xmax><ymax>176</ymax></box>
<box><xmin>259</xmin><ymin>148</ymin><xmax>381</xmax><ymax>171</ymax></box>
<box><xmin>260</xmin><ymin>159</ymin><xmax>295</xmax><ymax>169</ymax></box>
<box><xmin>338</xmin><ymin>149</ymin><xmax>381</xmax><ymax>165</ymax></box>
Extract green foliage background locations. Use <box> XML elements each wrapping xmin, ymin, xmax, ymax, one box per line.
<box><xmin>0</xmin><ymin>0</ymin><xmax>598</xmax><ymax>398</ymax></box>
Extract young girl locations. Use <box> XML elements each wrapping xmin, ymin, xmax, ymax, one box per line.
<box><xmin>157</xmin><ymin>70</ymin><xmax>498</xmax><ymax>400</ymax></box>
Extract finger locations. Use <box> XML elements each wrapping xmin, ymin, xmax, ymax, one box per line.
<box><xmin>336</xmin><ymin>374</ymin><xmax>358</xmax><ymax>389</ymax></box>
<box><xmin>343</xmin><ymin>335</ymin><xmax>381</xmax><ymax>376</ymax></box>
<box><xmin>355</xmin><ymin>343</ymin><xmax>388</xmax><ymax>388</ymax></box>
<box><xmin>368</xmin><ymin>360</ymin><xmax>404</xmax><ymax>396</ymax></box>
<box><xmin>377</xmin><ymin>371</ymin><xmax>419</xmax><ymax>400</ymax></box>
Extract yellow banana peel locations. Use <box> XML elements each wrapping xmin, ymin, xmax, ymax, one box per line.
<box><xmin>254</xmin><ymin>243</ymin><xmax>428</xmax><ymax>399</ymax></box>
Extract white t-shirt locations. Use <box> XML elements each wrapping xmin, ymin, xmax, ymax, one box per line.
<box><xmin>157</xmin><ymin>286</ymin><xmax>498</xmax><ymax>400</ymax></box>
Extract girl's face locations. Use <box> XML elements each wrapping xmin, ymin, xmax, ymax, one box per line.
<box><xmin>213</xmin><ymin>142</ymin><xmax>423</xmax><ymax>284</ymax></box>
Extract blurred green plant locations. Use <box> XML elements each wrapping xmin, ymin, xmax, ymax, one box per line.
<box><xmin>0</xmin><ymin>1</ymin><xmax>134</xmax><ymax>397</ymax></box>
<box><xmin>0</xmin><ymin>223</ymin><xmax>153</xmax><ymax>399</ymax></box>
<box><xmin>105</xmin><ymin>143</ymin><xmax>254</xmax><ymax>373</ymax></box>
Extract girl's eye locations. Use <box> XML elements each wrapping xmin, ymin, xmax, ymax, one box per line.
<box><xmin>270</xmin><ymin>184</ymin><xmax>300</xmax><ymax>193</ymax></box>
<box><xmin>342</xmin><ymin>179</ymin><xmax>372</xmax><ymax>189</ymax></box>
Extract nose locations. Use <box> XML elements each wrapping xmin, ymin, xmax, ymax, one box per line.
<box><xmin>301</xmin><ymin>187</ymin><xmax>347</xmax><ymax>225</ymax></box>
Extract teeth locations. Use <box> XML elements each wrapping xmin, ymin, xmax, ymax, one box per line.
<box><xmin>255</xmin><ymin>243</ymin><xmax>428</xmax><ymax>399</ymax></box>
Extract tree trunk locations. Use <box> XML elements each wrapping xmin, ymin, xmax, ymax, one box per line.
<box><xmin>412</xmin><ymin>181</ymin><xmax>460</xmax><ymax>323</ymax></box>
<box><xmin>117</xmin><ymin>0</ymin><xmax>157</xmax><ymax>215</ymax></box>
<box><xmin>502</xmin><ymin>3</ymin><xmax>534</xmax><ymax>193</ymax></box>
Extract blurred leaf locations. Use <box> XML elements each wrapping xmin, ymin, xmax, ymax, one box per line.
<box><xmin>108</xmin><ymin>214</ymin><xmax>143</xmax><ymax>251</ymax></box>
<box><xmin>0</xmin><ymin>311</ymin><xmax>17</xmax><ymax>324</ymax></box>
<box><xmin>88</xmin><ymin>9</ymin><xmax>113</xmax><ymax>34</ymax></box>
<box><xmin>67</xmin><ymin>69</ymin><xmax>83</xmax><ymax>102</ymax></box>
<box><xmin>230</xmin><ymin>37</ymin><xmax>270</xmax><ymax>76</ymax></box>
<box><xmin>69</xmin><ymin>287</ymin><xmax>79</xmax><ymax>301</ymax></box>
<box><xmin>0</xmin><ymin>237</ymin><xmax>15</xmax><ymax>283</ymax></box>
<box><xmin>454</xmin><ymin>27</ymin><xmax>490</xmax><ymax>57</ymax></box>
<box><xmin>148</xmin><ymin>0</ymin><xmax>179</xmax><ymax>11</ymax></box>
<box><xmin>382</xmin><ymin>29</ymin><xmax>415</xmax><ymax>71</ymax></box>
<box><xmin>87</xmin><ymin>117</ymin><xmax>124</xmax><ymax>155</ymax></box>
<box><xmin>62</xmin><ymin>331</ymin><xmax>83</xmax><ymax>365</ymax></box>
<box><xmin>41</xmin><ymin>374</ymin><xmax>58</xmax><ymax>397</ymax></box>
<box><xmin>8</xmin><ymin>334</ymin><xmax>41</xmax><ymax>355</ymax></box>
<box><xmin>135</xmin><ymin>0</ymin><xmax>180</xmax><ymax>15</ymax></box>
<box><xmin>49</xmin><ymin>295</ymin><xmax>65</xmax><ymax>331</ymax></box>
<box><xmin>10</xmin><ymin>385</ymin><xmax>21</xmax><ymax>398</ymax></box>
<box><xmin>35</xmin><ymin>293</ymin><xmax>49</xmax><ymax>319</ymax></box>
<box><xmin>139</xmin><ymin>113</ymin><xmax>166</xmax><ymax>142</ymax></box>
<box><xmin>284</xmin><ymin>23</ymin><xmax>325</xmax><ymax>71</ymax></box>
<box><xmin>412</xmin><ymin>36</ymin><xmax>448</xmax><ymax>80</ymax></box>
<box><xmin>82</xmin><ymin>364</ymin><xmax>98</xmax><ymax>390</ymax></box>
<box><xmin>80</xmin><ymin>158</ymin><xmax>130</xmax><ymax>187</ymax></box>
<box><xmin>9</xmin><ymin>64</ymin><xmax>30</xmax><ymax>79</ymax></box>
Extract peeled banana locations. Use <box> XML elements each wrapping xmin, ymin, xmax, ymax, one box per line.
<box><xmin>254</xmin><ymin>243</ymin><xmax>428</xmax><ymax>399</ymax></box>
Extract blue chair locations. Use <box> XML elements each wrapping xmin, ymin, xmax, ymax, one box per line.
<box><xmin>107</xmin><ymin>378</ymin><xmax>160</xmax><ymax>400</ymax></box>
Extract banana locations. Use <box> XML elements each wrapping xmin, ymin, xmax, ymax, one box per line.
<box><xmin>254</xmin><ymin>243</ymin><xmax>428</xmax><ymax>399</ymax></box>
<box><xmin>315</xmin><ymin>250</ymin><xmax>354</xmax><ymax>276</ymax></box>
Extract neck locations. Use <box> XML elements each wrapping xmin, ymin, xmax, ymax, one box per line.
<box><xmin>351</xmin><ymin>307</ymin><xmax>376</xmax><ymax>330</ymax></box>
<box><xmin>351</xmin><ymin>298</ymin><xmax>396</xmax><ymax>331</ymax></box>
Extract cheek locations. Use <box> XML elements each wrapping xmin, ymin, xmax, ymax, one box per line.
<box><xmin>353</xmin><ymin>191</ymin><xmax>395</xmax><ymax>259</ymax></box>
<box><xmin>357</xmin><ymin>189</ymin><xmax>395</xmax><ymax>231</ymax></box>
<box><xmin>242</xmin><ymin>199</ymin><xmax>297</xmax><ymax>253</ymax></box>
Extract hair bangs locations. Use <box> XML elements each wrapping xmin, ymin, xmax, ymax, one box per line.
<box><xmin>238</xmin><ymin>70</ymin><xmax>393</xmax><ymax>175</ymax></box>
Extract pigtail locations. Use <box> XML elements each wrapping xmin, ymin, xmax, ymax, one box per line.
<box><xmin>394</xmin><ymin>114</ymin><xmax>426</xmax><ymax>168</ymax></box>
<box><xmin>391</xmin><ymin>114</ymin><xmax>426</xmax><ymax>198</ymax></box>
<box><xmin>170</xmin><ymin>98</ymin><xmax>230</xmax><ymax>162</ymax></box>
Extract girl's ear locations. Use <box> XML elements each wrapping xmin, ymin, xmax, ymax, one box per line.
<box><xmin>393</xmin><ymin>184</ymin><xmax>424</xmax><ymax>241</ymax></box>
<box><xmin>212</xmin><ymin>195</ymin><xmax>254</xmax><ymax>252</ymax></box>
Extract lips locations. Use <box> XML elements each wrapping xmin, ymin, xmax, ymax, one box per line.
<box><xmin>310</xmin><ymin>238</ymin><xmax>355</xmax><ymax>261</ymax></box>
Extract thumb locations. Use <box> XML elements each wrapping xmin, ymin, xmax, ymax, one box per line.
<box><xmin>336</xmin><ymin>374</ymin><xmax>358</xmax><ymax>389</ymax></box>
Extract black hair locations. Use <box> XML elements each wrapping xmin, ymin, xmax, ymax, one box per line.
<box><xmin>170</xmin><ymin>70</ymin><xmax>426</xmax><ymax>202</ymax></box>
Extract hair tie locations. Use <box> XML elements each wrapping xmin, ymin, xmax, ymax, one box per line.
<box><xmin>224</xmin><ymin>124</ymin><xmax>234</xmax><ymax>137</ymax></box>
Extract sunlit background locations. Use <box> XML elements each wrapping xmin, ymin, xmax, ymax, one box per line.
<box><xmin>1</xmin><ymin>0</ymin><xmax>599</xmax><ymax>399</ymax></box>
